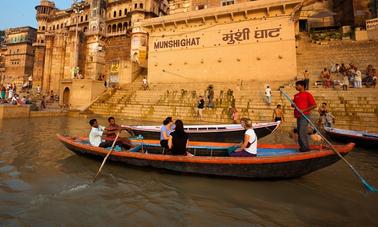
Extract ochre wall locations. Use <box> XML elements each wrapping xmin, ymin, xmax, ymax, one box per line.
<box><xmin>64</xmin><ymin>79</ymin><xmax>105</xmax><ymax>109</ymax></box>
<box><xmin>146</xmin><ymin>16</ymin><xmax>297</xmax><ymax>83</ymax></box>
<box><xmin>0</xmin><ymin>105</ymin><xmax>30</xmax><ymax>119</ymax></box>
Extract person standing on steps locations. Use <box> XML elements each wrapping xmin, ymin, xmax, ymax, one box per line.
<box><xmin>196</xmin><ymin>96</ymin><xmax>204</xmax><ymax>120</ymax></box>
<box><xmin>265</xmin><ymin>85</ymin><xmax>272</xmax><ymax>104</ymax></box>
<box><xmin>272</xmin><ymin>104</ymin><xmax>284</xmax><ymax>122</ymax></box>
<box><xmin>293</xmin><ymin>80</ymin><xmax>317</xmax><ymax>152</ymax></box>
<box><xmin>206</xmin><ymin>85</ymin><xmax>214</xmax><ymax>108</ymax></box>
<box><xmin>303</xmin><ymin>70</ymin><xmax>310</xmax><ymax>90</ymax></box>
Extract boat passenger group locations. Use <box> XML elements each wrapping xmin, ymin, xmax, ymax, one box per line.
<box><xmin>88</xmin><ymin>80</ymin><xmax>320</xmax><ymax>156</ymax></box>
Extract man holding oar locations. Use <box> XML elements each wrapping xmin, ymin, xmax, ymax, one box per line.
<box><xmin>293</xmin><ymin>80</ymin><xmax>317</xmax><ymax>152</ymax></box>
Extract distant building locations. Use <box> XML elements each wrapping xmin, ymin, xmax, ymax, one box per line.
<box><xmin>0</xmin><ymin>27</ymin><xmax>37</xmax><ymax>86</ymax></box>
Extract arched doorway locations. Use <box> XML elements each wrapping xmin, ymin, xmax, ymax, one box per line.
<box><xmin>63</xmin><ymin>87</ymin><xmax>70</xmax><ymax>108</ymax></box>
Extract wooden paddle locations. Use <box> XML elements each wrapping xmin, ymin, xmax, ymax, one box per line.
<box><xmin>280</xmin><ymin>88</ymin><xmax>377</xmax><ymax>192</ymax></box>
<box><xmin>93</xmin><ymin>131</ymin><xmax>120</xmax><ymax>183</ymax></box>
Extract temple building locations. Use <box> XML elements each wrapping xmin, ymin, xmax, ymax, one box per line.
<box><xmin>32</xmin><ymin>0</ymin><xmax>168</xmax><ymax>107</ymax></box>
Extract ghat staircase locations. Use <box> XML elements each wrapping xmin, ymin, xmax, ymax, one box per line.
<box><xmin>87</xmin><ymin>80</ymin><xmax>378</xmax><ymax>132</ymax></box>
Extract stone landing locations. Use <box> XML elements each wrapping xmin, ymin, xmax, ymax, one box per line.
<box><xmin>0</xmin><ymin>105</ymin><xmax>30</xmax><ymax>119</ymax></box>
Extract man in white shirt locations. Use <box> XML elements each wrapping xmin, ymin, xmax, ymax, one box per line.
<box><xmin>89</xmin><ymin>119</ymin><xmax>106</xmax><ymax>147</ymax></box>
<box><xmin>265</xmin><ymin>85</ymin><xmax>272</xmax><ymax>104</ymax></box>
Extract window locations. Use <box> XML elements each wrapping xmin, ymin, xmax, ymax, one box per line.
<box><xmin>81</xmin><ymin>16</ymin><xmax>83</xmax><ymax>22</ymax></box>
<box><xmin>112</xmin><ymin>24</ymin><xmax>116</xmax><ymax>33</ymax></box>
<box><xmin>85</xmin><ymin>15</ymin><xmax>88</xmax><ymax>21</ymax></box>
<box><xmin>42</xmin><ymin>26</ymin><xmax>45</xmax><ymax>31</ymax></box>
<box><xmin>113</xmin><ymin>11</ymin><xmax>116</xmax><ymax>17</ymax></box>
<box><xmin>108</xmin><ymin>25</ymin><xmax>112</xmax><ymax>33</ymax></box>
<box><xmin>61</xmin><ymin>23</ymin><xmax>63</xmax><ymax>28</ymax></box>
<box><xmin>139</xmin><ymin>3</ymin><xmax>143</xmax><ymax>9</ymax></box>
<box><xmin>197</xmin><ymin>5</ymin><xmax>206</xmax><ymax>10</ymax></box>
<box><xmin>57</xmin><ymin>24</ymin><xmax>60</xmax><ymax>29</ymax></box>
<box><xmin>221</xmin><ymin>0</ymin><xmax>235</xmax><ymax>6</ymax></box>
<box><xmin>124</xmin><ymin>9</ymin><xmax>127</xmax><ymax>15</ymax></box>
<box><xmin>135</xmin><ymin>3</ymin><xmax>138</xmax><ymax>9</ymax></box>
<box><xmin>119</xmin><ymin>10</ymin><xmax>122</xmax><ymax>16</ymax></box>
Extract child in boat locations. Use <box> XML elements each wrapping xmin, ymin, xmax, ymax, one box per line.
<box><xmin>229</xmin><ymin>118</ymin><xmax>257</xmax><ymax>157</ymax></box>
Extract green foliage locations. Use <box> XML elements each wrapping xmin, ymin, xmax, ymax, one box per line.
<box><xmin>310</xmin><ymin>31</ymin><xmax>342</xmax><ymax>41</ymax></box>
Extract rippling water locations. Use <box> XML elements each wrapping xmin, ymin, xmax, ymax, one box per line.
<box><xmin>0</xmin><ymin>117</ymin><xmax>377</xmax><ymax>226</ymax></box>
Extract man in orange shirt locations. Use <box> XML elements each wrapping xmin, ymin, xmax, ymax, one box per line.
<box><xmin>293</xmin><ymin>80</ymin><xmax>317</xmax><ymax>152</ymax></box>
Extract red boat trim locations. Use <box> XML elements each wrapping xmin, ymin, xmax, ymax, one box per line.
<box><xmin>57</xmin><ymin>134</ymin><xmax>354</xmax><ymax>165</ymax></box>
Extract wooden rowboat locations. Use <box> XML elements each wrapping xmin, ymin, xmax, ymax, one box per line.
<box><xmin>122</xmin><ymin>121</ymin><xmax>280</xmax><ymax>143</ymax></box>
<box><xmin>324</xmin><ymin>126</ymin><xmax>378</xmax><ymax>148</ymax></box>
<box><xmin>57</xmin><ymin>134</ymin><xmax>355</xmax><ymax>179</ymax></box>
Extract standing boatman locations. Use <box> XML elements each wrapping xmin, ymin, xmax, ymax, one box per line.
<box><xmin>293</xmin><ymin>80</ymin><xmax>317</xmax><ymax>152</ymax></box>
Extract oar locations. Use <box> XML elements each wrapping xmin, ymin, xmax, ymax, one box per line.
<box><xmin>280</xmin><ymin>88</ymin><xmax>377</xmax><ymax>192</ymax></box>
<box><xmin>93</xmin><ymin>131</ymin><xmax>120</xmax><ymax>183</ymax></box>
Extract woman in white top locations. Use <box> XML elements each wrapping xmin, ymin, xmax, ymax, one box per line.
<box><xmin>230</xmin><ymin>118</ymin><xmax>257</xmax><ymax>157</ymax></box>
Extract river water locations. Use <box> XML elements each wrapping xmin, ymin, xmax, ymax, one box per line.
<box><xmin>0</xmin><ymin>117</ymin><xmax>377</xmax><ymax>226</ymax></box>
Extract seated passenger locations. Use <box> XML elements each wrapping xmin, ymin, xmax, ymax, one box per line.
<box><xmin>89</xmin><ymin>118</ymin><xmax>127</xmax><ymax>150</ymax></box>
<box><xmin>229</xmin><ymin>118</ymin><xmax>257</xmax><ymax>157</ymax></box>
<box><xmin>168</xmin><ymin>119</ymin><xmax>189</xmax><ymax>155</ymax></box>
<box><xmin>104</xmin><ymin>117</ymin><xmax>132</xmax><ymax>150</ymax></box>
<box><xmin>160</xmin><ymin>117</ymin><xmax>174</xmax><ymax>151</ymax></box>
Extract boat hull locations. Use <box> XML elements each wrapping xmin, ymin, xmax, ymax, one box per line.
<box><xmin>57</xmin><ymin>135</ymin><xmax>354</xmax><ymax>179</ymax></box>
<box><xmin>324</xmin><ymin>127</ymin><xmax>378</xmax><ymax>148</ymax></box>
<box><xmin>128</xmin><ymin>122</ymin><xmax>280</xmax><ymax>143</ymax></box>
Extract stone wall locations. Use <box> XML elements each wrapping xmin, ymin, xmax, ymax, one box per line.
<box><xmin>0</xmin><ymin>105</ymin><xmax>30</xmax><ymax>119</ymax></box>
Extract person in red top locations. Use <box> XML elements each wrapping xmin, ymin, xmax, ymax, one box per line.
<box><xmin>293</xmin><ymin>80</ymin><xmax>317</xmax><ymax>152</ymax></box>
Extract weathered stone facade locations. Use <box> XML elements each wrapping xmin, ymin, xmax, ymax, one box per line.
<box><xmin>33</xmin><ymin>0</ymin><xmax>168</xmax><ymax>108</ymax></box>
<box><xmin>0</xmin><ymin>27</ymin><xmax>37</xmax><ymax>86</ymax></box>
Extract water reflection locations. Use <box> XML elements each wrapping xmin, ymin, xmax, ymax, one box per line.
<box><xmin>0</xmin><ymin>117</ymin><xmax>377</xmax><ymax>226</ymax></box>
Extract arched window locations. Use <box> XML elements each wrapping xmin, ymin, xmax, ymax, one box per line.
<box><xmin>135</xmin><ymin>3</ymin><xmax>138</xmax><ymax>9</ymax></box>
<box><xmin>83</xmin><ymin>27</ymin><xmax>88</xmax><ymax>32</ymax></box>
<box><xmin>57</xmin><ymin>24</ymin><xmax>59</xmax><ymax>29</ymax></box>
<box><xmin>53</xmin><ymin>25</ymin><xmax>55</xmax><ymax>30</ymax></box>
<box><xmin>113</xmin><ymin>11</ymin><xmax>116</xmax><ymax>17</ymax></box>
<box><xmin>117</xmin><ymin>23</ymin><xmax>122</xmax><ymax>32</ymax></box>
<box><xmin>42</xmin><ymin>26</ymin><xmax>45</xmax><ymax>31</ymax></box>
<box><xmin>61</xmin><ymin>23</ymin><xmax>63</xmax><ymax>28</ymax></box>
<box><xmin>112</xmin><ymin>24</ymin><xmax>116</xmax><ymax>33</ymax></box>
<box><xmin>41</xmin><ymin>40</ymin><xmax>44</xmax><ymax>43</ymax></box>
<box><xmin>139</xmin><ymin>3</ymin><xmax>143</xmax><ymax>9</ymax></box>
<box><xmin>108</xmin><ymin>25</ymin><xmax>111</xmax><ymax>33</ymax></box>
<box><xmin>124</xmin><ymin>9</ymin><xmax>127</xmax><ymax>15</ymax></box>
<box><xmin>81</xmin><ymin>16</ymin><xmax>83</xmax><ymax>22</ymax></box>
<box><xmin>86</xmin><ymin>15</ymin><xmax>88</xmax><ymax>21</ymax></box>
<box><xmin>119</xmin><ymin>10</ymin><xmax>122</xmax><ymax>16</ymax></box>
<box><xmin>123</xmin><ymin>22</ymin><xmax>128</xmax><ymax>30</ymax></box>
